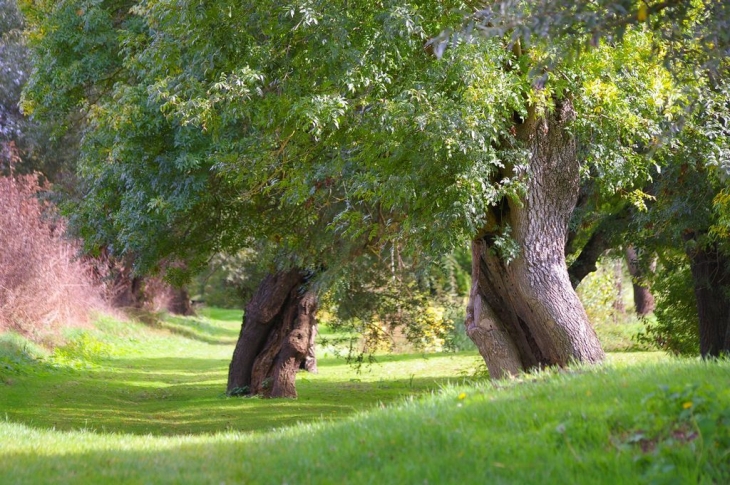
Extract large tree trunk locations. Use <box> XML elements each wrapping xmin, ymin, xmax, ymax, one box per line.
<box><xmin>625</xmin><ymin>246</ymin><xmax>656</xmax><ymax>316</ymax></box>
<box><xmin>466</xmin><ymin>100</ymin><xmax>605</xmax><ymax>379</ymax></box>
<box><xmin>227</xmin><ymin>269</ymin><xmax>318</xmax><ymax>398</ymax></box>
<box><xmin>684</xmin><ymin>237</ymin><xmax>730</xmax><ymax>357</ymax></box>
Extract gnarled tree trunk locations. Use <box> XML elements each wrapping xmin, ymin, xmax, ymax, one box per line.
<box><xmin>300</xmin><ymin>323</ymin><xmax>318</xmax><ymax>373</ymax></box>
<box><xmin>466</xmin><ymin>100</ymin><xmax>605</xmax><ymax>379</ymax></box>
<box><xmin>684</xmin><ymin>237</ymin><xmax>730</xmax><ymax>357</ymax></box>
<box><xmin>227</xmin><ymin>269</ymin><xmax>318</xmax><ymax>398</ymax></box>
<box><xmin>625</xmin><ymin>246</ymin><xmax>656</xmax><ymax>316</ymax></box>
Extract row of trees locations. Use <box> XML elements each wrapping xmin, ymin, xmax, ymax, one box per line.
<box><xmin>12</xmin><ymin>0</ymin><xmax>730</xmax><ymax>396</ymax></box>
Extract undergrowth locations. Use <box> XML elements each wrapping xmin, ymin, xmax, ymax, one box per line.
<box><xmin>0</xmin><ymin>170</ymin><xmax>104</xmax><ymax>340</ymax></box>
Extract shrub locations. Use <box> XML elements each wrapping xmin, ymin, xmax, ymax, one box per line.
<box><xmin>0</xmin><ymin>171</ymin><xmax>103</xmax><ymax>339</ymax></box>
<box><xmin>636</xmin><ymin>257</ymin><xmax>699</xmax><ymax>355</ymax></box>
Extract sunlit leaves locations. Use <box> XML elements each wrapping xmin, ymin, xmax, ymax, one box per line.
<box><xmin>22</xmin><ymin>0</ymin><xmax>721</xmax><ymax>285</ymax></box>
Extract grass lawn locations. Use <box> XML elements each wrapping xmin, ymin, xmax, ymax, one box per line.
<box><xmin>1</xmin><ymin>309</ymin><xmax>729</xmax><ymax>484</ymax></box>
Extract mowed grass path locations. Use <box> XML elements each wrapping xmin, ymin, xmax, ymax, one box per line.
<box><xmin>2</xmin><ymin>310</ymin><xmax>729</xmax><ymax>484</ymax></box>
<box><xmin>1</xmin><ymin>309</ymin><xmax>482</xmax><ymax>435</ymax></box>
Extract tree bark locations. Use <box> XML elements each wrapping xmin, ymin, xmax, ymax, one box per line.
<box><xmin>300</xmin><ymin>323</ymin><xmax>318</xmax><ymax>373</ymax></box>
<box><xmin>112</xmin><ymin>274</ymin><xmax>146</xmax><ymax>309</ymax></box>
<box><xmin>625</xmin><ymin>246</ymin><xmax>656</xmax><ymax>316</ymax></box>
<box><xmin>466</xmin><ymin>100</ymin><xmax>605</xmax><ymax>378</ymax></box>
<box><xmin>684</xmin><ymin>237</ymin><xmax>730</xmax><ymax>357</ymax></box>
<box><xmin>167</xmin><ymin>286</ymin><xmax>196</xmax><ymax>316</ymax></box>
<box><xmin>227</xmin><ymin>269</ymin><xmax>318</xmax><ymax>398</ymax></box>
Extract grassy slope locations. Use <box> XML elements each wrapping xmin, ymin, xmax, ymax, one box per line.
<box><xmin>1</xmin><ymin>310</ymin><xmax>729</xmax><ymax>484</ymax></box>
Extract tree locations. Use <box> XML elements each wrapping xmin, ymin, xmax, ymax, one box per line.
<box><xmin>22</xmin><ymin>0</ymin><xmax>684</xmax><ymax>392</ymax></box>
<box><xmin>227</xmin><ymin>269</ymin><xmax>316</xmax><ymax>397</ymax></box>
<box><xmin>1</xmin><ymin>0</ymin><xmax>82</xmax><ymax>182</ymax></box>
<box><xmin>466</xmin><ymin>98</ymin><xmax>605</xmax><ymax>377</ymax></box>
<box><xmin>471</xmin><ymin>0</ymin><xmax>730</xmax><ymax>357</ymax></box>
<box><xmin>631</xmin><ymin>75</ymin><xmax>730</xmax><ymax>356</ymax></box>
<box><xmin>0</xmin><ymin>0</ymin><xmax>29</xmax><ymax>171</ymax></box>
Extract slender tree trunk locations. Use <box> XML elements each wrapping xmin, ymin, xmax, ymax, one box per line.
<box><xmin>684</xmin><ymin>237</ymin><xmax>730</xmax><ymax>357</ymax></box>
<box><xmin>612</xmin><ymin>259</ymin><xmax>625</xmax><ymax>318</ymax></box>
<box><xmin>568</xmin><ymin>228</ymin><xmax>609</xmax><ymax>289</ymax></box>
<box><xmin>625</xmin><ymin>246</ymin><xmax>656</xmax><ymax>316</ymax></box>
<box><xmin>466</xmin><ymin>100</ymin><xmax>605</xmax><ymax>378</ymax></box>
<box><xmin>227</xmin><ymin>269</ymin><xmax>318</xmax><ymax>398</ymax></box>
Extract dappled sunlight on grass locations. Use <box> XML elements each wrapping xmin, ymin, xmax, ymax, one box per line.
<box><xmin>1</xmin><ymin>311</ymin><xmax>487</xmax><ymax>437</ymax></box>
<box><xmin>2</xmin><ymin>356</ymin><xmax>728</xmax><ymax>484</ymax></box>
<box><xmin>7</xmin><ymin>308</ymin><xmax>724</xmax><ymax>484</ymax></box>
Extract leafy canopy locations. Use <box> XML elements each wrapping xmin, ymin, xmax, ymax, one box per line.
<box><xmin>21</xmin><ymin>0</ymin><xmax>684</xmax><ymax>283</ymax></box>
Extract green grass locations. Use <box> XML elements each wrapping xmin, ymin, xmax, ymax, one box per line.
<box><xmin>593</xmin><ymin>319</ymin><xmax>650</xmax><ymax>352</ymax></box>
<box><xmin>0</xmin><ymin>310</ymin><xmax>481</xmax><ymax>436</ymax></box>
<box><xmin>1</xmin><ymin>309</ymin><xmax>729</xmax><ymax>484</ymax></box>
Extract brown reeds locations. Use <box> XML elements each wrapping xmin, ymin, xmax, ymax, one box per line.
<box><xmin>0</xmin><ymin>170</ymin><xmax>104</xmax><ymax>339</ymax></box>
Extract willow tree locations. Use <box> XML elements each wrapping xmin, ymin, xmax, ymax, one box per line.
<box><xmin>23</xmin><ymin>0</ymin><xmax>679</xmax><ymax>393</ymax></box>
<box><xmin>24</xmin><ymin>0</ymin><xmax>502</xmax><ymax>395</ymax></box>
<box><xmin>474</xmin><ymin>0</ymin><xmax>730</xmax><ymax>358</ymax></box>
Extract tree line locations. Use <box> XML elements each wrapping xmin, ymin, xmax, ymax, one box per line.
<box><xmin>3</xmin><ymin>0</ymin><xmax>729</xmax><ymax>397</ymax></box>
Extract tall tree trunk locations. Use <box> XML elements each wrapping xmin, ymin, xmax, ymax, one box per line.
<box><xmin>684</xmin><ymin>237</ymin><xmax>730</xmax><ymax>357</ymax></box>
<box><xmin>625</xmin><ymin>246</ymin><xmax>656</xmax><ymax>316</ymax></box>
<box><xmin>227</xmin><ymin>269</ymin><xmax>318</xmax><ymax>398</ymax></box>
<box><xmin>466</xmin><ymin>100</ymin><xmax>605</xmax><ymax>379</ymax></box>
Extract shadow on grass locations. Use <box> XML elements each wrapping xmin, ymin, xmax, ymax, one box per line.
<box><xmin>0</xmin><ymin>336</ymin><xmax>58</xmax><ymax>380</ymax></box>
<box><xmin>6</xmin><ymin>360</ymin><xmax>728</xmax><ymax>484</ymax></box>
<box><xmin>120</xmin><ymin>306</ymin><xmax>241</xmax><ymax>345</ymax></box>
<box><xmin>316</xmin><ymin>350</ymin><xmax>476</xmax><ymax>368</ymax></box>
<box><xmin>2</xmin><ymin>352</ymin><xmax>472</xmax><ymax>437</ymax></box>
<box><xmin>164</xmin><ymin>316</ymin><xmax>240</xmax><ymax>338</ymax></box>
<box><xmin>128</xmin><ymin>312</ymin><xmax>240</xmax><ymax>346</ymax></box>
<box><xmin>198</xmin><ymin>307</ymin><xmax>243</xmax><ymax>323</ymax></box>
<box><xmin>156</xmin><ymin>319</ymin><xmax>239</xmax><ymax>345</ymax></box>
